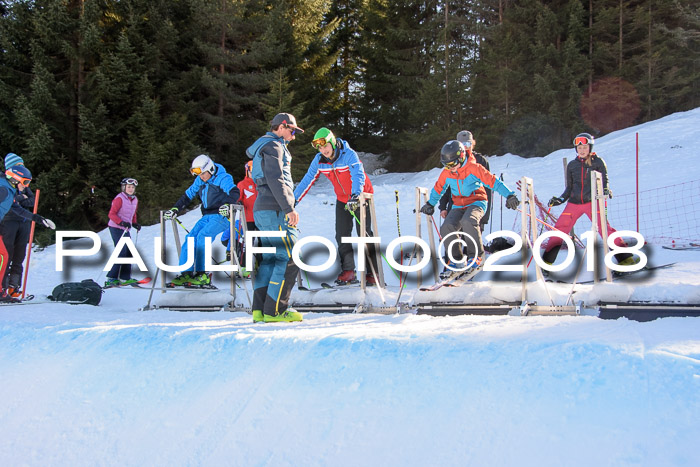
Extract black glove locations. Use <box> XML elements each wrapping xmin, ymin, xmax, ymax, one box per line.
<box><xmin>604</xmin><ymin>188</ymin><xmax>613</xmax><ymax>199</ymax></box>
<box><xmin>548</xmin><ymin>196</ymin><xmax>564</xmax><ymax>207</ymax></box>
<box><xmin>345</xmin><ymin>194</ymin><xmax>360</xmax><ymax>212</ymax></box>
<box><xmin>133</xmin><ymin>223</ymin><xmax>141</xmax><ymax>231</ymax></box>
<box><xmin>420</xmin><ymin>202</ymin><xmax>435</xmax><ymax>216</ymax></box>
<box><xmin>505</xmin><ymin>195</ymin><xmax>519</xmax><ymax>210</ymax></box>
<box><xmin>33</xmin><ymin>215</ymin><xmax>56</xmax><ymax>229</ymax></box>
<box><xmin>119</xmin><ymin>221</ymin><xmax>132</xmax><ymax>229</ymax></box>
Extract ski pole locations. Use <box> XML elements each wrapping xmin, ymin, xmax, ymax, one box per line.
<box><xmin>393</xmin><ymin>243</ymin><xmax>419</xmax><ymax>308</ymax></box>
<box><xmin>348</xmin><ymin>209</ymin><xmax>400</xmax><ymax>281</ymax></box>
<box><xmin>394</xmin><ymin>190</ymin><xmax>403</xmax><ymax>286</ymax></box>
<box><xmin>175</xmin><ymin>214</ymin><xmax>235</xmax><ymax>280</ymax></box>
<box><xmin>499</xmin><ymin>173</ymin><xmax>505</xmax><ymax>231</ymax></box>
<box><xmin>427</xmin><ymin>213</ymin><xmax>442</xmax><ymax>240</ymax></box>
<box><xmin>21</xmin><ymin>189</ymin><xmax>40</xmax><ymax>300</ymax></box>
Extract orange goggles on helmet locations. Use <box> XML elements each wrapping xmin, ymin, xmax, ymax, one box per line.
<box><xmin>311</xmin><ymin>137</ymin><xmax>329</xmax><ymax>150</ymax></box>
<box><xmin>190</xmin><ymin>167</ymin><xmax>203</xmax><ymax>176</ymax></box>
<box><xmin>443</xmin><ymin>160</ymin><xmax>460</xmax><ymax>169</ymax></box>
<box><xmin>5</xmin><ymin>170</ymin><xmax>31</xmax><ymax>187</ymax></box>
<box><xmin>574</xmin><ymin>136</ymin><xmax>591</xmax><ymax>146</ymax></box>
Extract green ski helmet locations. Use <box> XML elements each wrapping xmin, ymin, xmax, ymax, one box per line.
<box><xmin>311</xmin><ymin>127</ymin><xmax>337</xmax><ymax>151</ymax></box>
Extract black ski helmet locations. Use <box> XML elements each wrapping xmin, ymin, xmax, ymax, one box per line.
<box><xmin>573</xmin><ymin>133</ymin><xmax>595</xmax><ymax>152</ymax></box>
<box><xmin>440</xmin><ymin>140</ymin><xmax>466</xmax><ymax>168</ymax></box>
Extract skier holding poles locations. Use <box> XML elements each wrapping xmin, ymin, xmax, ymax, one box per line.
<box><xmin>420</xmin><ymin>140</ymin><xmax>519</xmax><ymax>280</ymax></box>
<box><xmin>163</xmin><ymin>154</ymin><xmax>240</xmax><ymax>287</ymax></box>
<box><xmin>543</xmin><ymin>133</ymin><xmax>638</xmax><ymax>267</ymax></box>
<box><xmin>0</xmin><ymin>162</ymin><xmax>55</xmax><ymax>302</ymax></box>
<box><xmin>294</xmin><ymin>127</ymin><xmax>378</xmax><ymax>286</ymax></box>
<box><xmin>438</xmin><ymin>131</ymin><xmax>492</xmax><ymax>230</ymax></box>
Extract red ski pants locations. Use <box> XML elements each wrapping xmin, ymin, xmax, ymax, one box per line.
<box><xmin>545</xmin><ymin>201</ymin><xmax>626</xmax><ymax>252</ymax></box>
<box><xmin>0</xmin><ymin>236</ymin><xmax>8</xmax><ymax>290</ymax></box>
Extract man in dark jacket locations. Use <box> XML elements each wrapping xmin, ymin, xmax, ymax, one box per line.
<box><xmin>246</xmin><ymin>113</ymin><xmax>304</xmax><ymax>323</ymax></box>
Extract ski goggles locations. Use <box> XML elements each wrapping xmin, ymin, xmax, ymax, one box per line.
<box><xmin>122</xmin><ymin>178</ymin><xmax>138</xmax><ymax>186</ymax></box>
<box><xmin>443</xmin><ymin>160</ymin><xmax>460</xmax><ymax>169</ymax></box>
<box><xmin>574</xmin><ymin>136</ymin><xmax>591</xmax><ymax>146</ymax></box>
<box><xmin>6</xmin><ymin>170</ymin><xmax>31</xmax><ymax>188</ymax></box>
<box><xmin>311</xmin><ymin>137</ymin><xmax>329</xmax><ymax>150</ymax></box>
<box><xmin>190</xmin><ymin>167</ymin><xmax>204</xmax><ymax>176</ymax></box>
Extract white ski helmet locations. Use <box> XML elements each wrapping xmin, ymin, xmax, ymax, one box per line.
<box><xmin>190</xmin><ymin>154</ymin><xmax>215</xmax><ymax>176</ymax></box>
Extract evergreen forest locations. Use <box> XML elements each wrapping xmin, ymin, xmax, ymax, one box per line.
<box><xmin>1</xmin><ymin>0</ymin><xmax>698</xmax><ymax>238</ymax></box>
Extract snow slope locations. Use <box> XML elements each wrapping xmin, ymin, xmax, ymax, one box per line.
<box><xmin>1</xmin><ymin>108</ymin><xmax>700</xmax><ymax>466</ymax></box>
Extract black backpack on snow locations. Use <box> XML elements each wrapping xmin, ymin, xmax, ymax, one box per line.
<box><xmin>49</xmin><ymin>279</ymin><xmax>103</xmax><ymax>306</ymax></box>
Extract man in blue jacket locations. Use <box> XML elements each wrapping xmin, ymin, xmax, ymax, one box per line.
<box><xmin>294</xmin><ymin>127</ymin><xmax>377</xmax><ymax>285</ymax></box>
<box><xmin>164</xmin><ymin>154</ymin><xmax>240</xmax><ymax>286</ymax></box>
<box><xmin>246</xmin><ymin>112</ymin><xmax>303</xmax><ymax>323</ymax></box>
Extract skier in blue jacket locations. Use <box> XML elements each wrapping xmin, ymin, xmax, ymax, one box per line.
<box><xmin>163</xmin><ymin>154</ymin><xmax>240</xmax><ymax>286</ymax></box>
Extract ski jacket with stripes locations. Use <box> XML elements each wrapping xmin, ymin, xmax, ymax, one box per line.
<box><xmin>294</xmin><ymin>138</ymin><xmax>373</xmax><ymax>204</ymax></box>
<box><xmin>559</xmin><ymin>153</ymin><xmax>609</xmax><ymax>205</ymax></box>
<box><xmin>428</xmin><ymin>151</ymin><xmax>513</xmax><ymax>212</ymax></box>
<box><xmin>438</xmin><ymin>151</ymin><xmax>492</xmax><ymax>224</ymax></box>
<box><xmin>247</xmin><ymin>132</ymin><xmax>295</xmax><ymax>214</ymax></box>
<box><xmin>174</xmin><ymin>163</ymin><xmax>240</xmax><ymax>216</ymax></box>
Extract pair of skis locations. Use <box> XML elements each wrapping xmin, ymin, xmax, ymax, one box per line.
<box><xmin>546</xmin><ymin>262</ymin><xmax>676</xmax><ymax>285</ymax></box>
<box><xmin>419</xmin><ymin>264</ymin><xmax>484</xmax><ymax>291</ymax></box>
<box><xmin>103</xmin><ymin>276</ymin><xmax>219</xmax><ymax>292</ymax></box>
<box><xmin>298</xmin><ymin>280</ymin><xmax>360</xmax><ymax>292</ymax></box>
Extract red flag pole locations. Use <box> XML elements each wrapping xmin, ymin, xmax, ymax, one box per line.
<box><xmin>21</xmin><ymin>189</ymin><xmax>39</xmax><ymax>300</ymax></box>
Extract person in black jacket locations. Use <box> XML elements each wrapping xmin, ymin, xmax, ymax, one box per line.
<box><xmin>1</xmin><ymin>153</ymin><xmax>56</xmax><ymax>298</ymax></box>
<box><xmin>543</xmin><ymin>133</ymin><xmax>636</xmax><ymax>266</ymax></box>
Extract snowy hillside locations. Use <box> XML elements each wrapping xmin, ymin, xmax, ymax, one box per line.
<box><xmin>1</xmin><ymin>108</ymin><xmax>700</xmax><ymax>466</ymax></box>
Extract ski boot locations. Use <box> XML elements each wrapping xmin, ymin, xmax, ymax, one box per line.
<box><xmin>7</xmin><ymin>285</ymin><xmax>22</xmax><ymax>298</ymax></box>
<box><xmin>439</xmin><ymin>261</ymin><xmax>466</xmax><ymax>281</ymax></box>
<box><xmin>365</xmin><ymin>273</ymin><xmax>377</xmax><ymax>286</ymax></box>
<box><xmin>0</xmin><ymin>289</ymin><xmax>21</xmax><ymax>303</ymax></box>
<box><xmin>104</xmin><ymin>278</ymin><xmax>121</xmax><ymax>288</ymax></box>
<box><xmin>335</xmin><ymin>270</ymin><xmax>358</xmax><ymax>286</ymax></box>
<box><xmin>167</xmin><ymin>272</ymin><xmax>194</xmax><ymax>287</ymax></box>
<box><xmin>262</xmin><ymin>308</ymin><xmax>303</xmax><ymax>323</ymax></box>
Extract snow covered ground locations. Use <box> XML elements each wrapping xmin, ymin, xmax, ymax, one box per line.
<box><xmin>1</xmin><ymin>108</ymin><xmax>700</xmax><ymax>466</ymax></box>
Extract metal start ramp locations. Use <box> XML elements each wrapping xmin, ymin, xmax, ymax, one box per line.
<box><xmin>598</xmin><ymin>302</ymin><xmax>700</xmax><ymax>322</ymax></box>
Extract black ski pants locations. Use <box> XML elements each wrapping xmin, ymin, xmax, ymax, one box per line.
<box><xmin>336</xmin><ymin>200</ymin><xmax>379</xmax><ymax>275</ymax></box>
<box><xmin>0</xmin><ymin>219</ymin><xmax>32</xmax><ymax>288</ymax></box>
